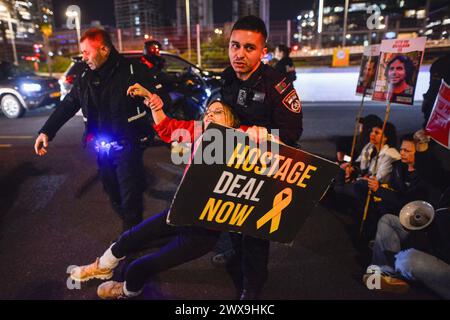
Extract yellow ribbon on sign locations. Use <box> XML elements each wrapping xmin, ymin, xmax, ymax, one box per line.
<box><xmin>256</xmin><ymin>187</ymin><xmax>293</xmax><ymax>234</ymax></box>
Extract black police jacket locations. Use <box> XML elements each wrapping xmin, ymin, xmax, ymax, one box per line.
<box><xmin>39</xmin><ymin>48</ymin><xmax>169</xmax><ymax>144</ymax></box>
<box><xmin>221</xmin><ymin>63</ymin><xmax>303</xmax><ymax>147</ymax></box>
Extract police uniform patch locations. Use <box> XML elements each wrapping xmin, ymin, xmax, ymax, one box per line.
<box><xmin>282</xmin><ymin>89</ymin><xmax>302</xmax><ymax>113</ymax></box>
<box><xmin>275</xmin><ymin>78</ymin><xmax>290</xmax><ymax>95</ymax></box>
<box><xmin>237</xmin><ymin>88</ymin><xmax>248</xmax><ymax>106</ymax></box>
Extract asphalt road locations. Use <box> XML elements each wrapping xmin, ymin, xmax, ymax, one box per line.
<box><xmin>0</xmin><ymin>103</ymin><xmax>437</xmax><ymax>300</ymax></box>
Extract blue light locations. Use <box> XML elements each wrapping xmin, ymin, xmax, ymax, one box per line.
<box><xmin>205</xmin><ymin>88</ymin><xmax>211</xmax><ymax>97</ymax></box>
<box><xmin>385</xmin><ymin>31</ymin><xmax>396</xmax><ymax>39</ymax></box>
<box><xmin>21</xmin><ymin>83</ymin><xmax>42</xmax><ymax>92</ymax></box>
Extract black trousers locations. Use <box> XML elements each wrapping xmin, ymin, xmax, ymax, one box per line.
<box><xmin>97</xmin><ymin>143</ymin><xmax>145</xmax><ymax>230</ymax></box>
<box><xmin>111</xmin><ymin>209</ymin><xmax>220</xmax><ymax>292</ymax></box>
<box><xmin>226</xmin><ymin>233</ymin><xmax>270</xmax><ymax>296</ymax></box>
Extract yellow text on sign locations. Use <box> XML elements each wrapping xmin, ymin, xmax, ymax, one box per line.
<box><xmin>198</xmin><ymin>198</ymin><xmax>255</xmax><ymax>226</ymax></box>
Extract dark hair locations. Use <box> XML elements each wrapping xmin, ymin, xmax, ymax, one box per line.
<box><xmin>360</xmin><ymin>114</ymin><xmax>382</xmax><ymax>131</ymax></box>
<box><xmin>374</xmin><ymin>121</ymin><xmax>397</xmax><ymax>148</ymax></box>
<box><xmin>231</xmin><ymin>15</ymin><xmax>267</xmax><ymax>41</ymax></box>
<box><xmin>143</xmin><ymin>40</ymin><xmax>162</xmax><ymax>56</ymax></box>
<box><xmin>276</xmin><ymin>44</ymin><xmax>290</xmax><ymax>57</ymax></box>
<box><xmin>400</xmin><ymin>133</ymin><xmax>415</xmax><ymax>143</ymax></box>
<box><xmin>385</xmin><ymin>55</ymin><xmax>415</xmax><ymax>85</ymax></box>
<box><xmin>80</xmin><ymin>28</ymin><xmax>114</xmax><ymax>49</ymax></box>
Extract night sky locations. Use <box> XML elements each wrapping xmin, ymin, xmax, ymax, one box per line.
<box><xmin>52</xmin><ymin>0</ymin><xmax>311</xmax><ymax>28</ymax></box>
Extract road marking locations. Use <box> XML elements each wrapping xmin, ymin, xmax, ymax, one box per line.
<box><xmin>0</xmin><ymin>136</ymin><xmax>34</xmax><ymax>139</ymax></box>
<box><xmin>0</xmin><ymin>144</ymin><xmax>12</xmax><ymax>148</ymax></box>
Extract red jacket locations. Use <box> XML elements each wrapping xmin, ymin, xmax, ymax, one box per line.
<box><xmin>153</xmin><ymin>116</ymin><xmax>249</xmax><ymax>144</ymax></box>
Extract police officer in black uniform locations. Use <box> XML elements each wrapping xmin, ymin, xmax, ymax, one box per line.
<box><xmin>140</xmin><ymin>40</ymin><xmax>165</xmax><ymax>75</ymax></box>
<box><xmin>34</xmin><ymin>28</ymin><xmax>168</xmax><ymax>231</ymax></box>
<box><xmin>220</xmin><ymin>16</ymin><xmax>303</xmax><ymax>299</ymax></box>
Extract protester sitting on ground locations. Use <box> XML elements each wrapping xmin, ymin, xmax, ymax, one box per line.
<box><xmin>361</xmin><ymin>134</ymin><xmax>442</xmax><ymax>239</ymax></box>
<box><xmin>334</xmin><ymin>121</ymin><xmax>400</xmax><ymax>197</ymax></box>
<box><xmin>365</xmin><ymin>134</ymin><xmax>442</xmax><ymax>214</ymax></box>
<box><xmin>413</xmin><ymin>129</ymin><xmax>450</xmax><ymax>207</ymax></box>
<box><xmin>333</xmin><ymin>121</ymin><xmax>400</xmax><ymax>238</ymax></box>
<box><xmin>69</xmin><ymin>84</ymin><xmax>267</xmax><ymax>299</ymax></box>
<box><xmin>362</xmin><ymin>207</ymin><xmax>450</xmax><ymax>299</ymax></box>
<box><xmin>335</xmin><ymin>114</ymin><xmax>382</xmax><ymax>164</ymax></box>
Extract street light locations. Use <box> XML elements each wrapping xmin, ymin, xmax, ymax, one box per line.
<box><xmin>0</xmin><ymin>4</ymin><xmax>18</xmax><ymax>65</ymax></box>
<box><xmin>66</xmin><ymin>6</ymin><xmax>81</xmax><ymax>50</ymax></box>
<box><xmin>342</xmin><ymin>0</ymin><xmax>349</xmax><ymax>46</ymax></box>
<box><xmin>185</xmin><ymin>0</ymin><xmax>191</xmax><ymax>62</ymax></box>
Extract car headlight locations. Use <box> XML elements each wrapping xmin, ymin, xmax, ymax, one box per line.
<box><xmin>22</xmin><ymin>83</ymin><xmax>42</xmax><ymax>92</ymax></box>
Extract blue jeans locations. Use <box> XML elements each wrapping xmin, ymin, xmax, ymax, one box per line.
<box><xmin>372</xmin><ymin>214</ymin><xmax>450</xmax><ymax>299</ymax></box>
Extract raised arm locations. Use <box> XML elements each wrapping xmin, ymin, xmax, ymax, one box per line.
<box><xmin>127</xmin><ymin>83</ymin><xmax>166</xmax><ymax>124</ymax></box>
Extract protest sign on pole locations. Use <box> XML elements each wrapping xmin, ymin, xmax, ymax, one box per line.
<box><xmin>372</xmin><ymin>37</ymin><xmax>426</xmax><ymax>105</ymax></box>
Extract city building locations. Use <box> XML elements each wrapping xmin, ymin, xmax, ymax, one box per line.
<box><xmin>294</xmin><ymin>0</ymin><xmax>450</xmax><ymax>49</ymax></box>
<box><xmin>231</xmin><ymin>0</ymin><xmax>269</xmax><ymax>32</ymax></box>
<box><xmin>0</xmin><ymin>0</ymin><xmax>54</xmax><ymax>62</ymax></box>
<box><xmin>114</xmin><ymin>0</ymin><xmax>163</xmax><ymax>38</ymax></box>
<box><xmin>176</xmin><ymin>0</ymin><xmax>214</xmax><ymax>33</ymax></box>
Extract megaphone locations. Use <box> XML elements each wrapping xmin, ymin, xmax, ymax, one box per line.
<box><xmin>399</xmin><ymin>200</ymin><xmax>435</xmax><ymax>231</ymax></box>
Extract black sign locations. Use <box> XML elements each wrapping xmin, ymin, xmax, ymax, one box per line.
<box><xmin>167</xmin><ymin>123</ymin><xmax>339</xmax><ymax>243</ymax></box>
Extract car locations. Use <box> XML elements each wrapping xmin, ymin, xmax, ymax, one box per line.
<box><xmin>58</xmin><ymin>56</ymin><xmax>86</xmax><ymax>101</ymax></box>
<box><xmin>0</xmin><ymin>61</ymin><xmax>61</xmax><ymax>119</ymax></box>
<box><xmin>59</xmin><ymin>51</ymin><xmax>223</xmax><ymax>119</ymax></box>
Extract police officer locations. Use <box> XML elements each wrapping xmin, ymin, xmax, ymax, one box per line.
<box><xmin>34</xmin><ymin>28</ymin><xmax>168</xmax><ymax>231</ymax></box>
<box><xmin>140</xmin><ymin>40</ymin><xmax>165</xmax><ymax>75</ymax></box>
<box><xmin>220</xmin><ymin>15</ymin><xmax>303</xmax><ymax>299</ymax></box>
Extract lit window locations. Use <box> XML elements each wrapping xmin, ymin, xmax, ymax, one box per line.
<box><xmin>416</xmin><ymin>10</ymin><xmax>426</xmax><ymax>19</ymax></box>
<box><xmin>404</xmin><ymin>10</ymin><xmax>416</xmax><ymax>18</ymax></box>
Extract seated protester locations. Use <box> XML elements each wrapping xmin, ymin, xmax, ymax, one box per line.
<box><xmin>334</xmin><ymin>122</ymin><xmax>400</xmax><ymax>200</ymax></box>
<box><xmin>353</xmin><ymin>122</ymin><xmax>400</xmax><ymax>184</ymax></box>
<box><xmin>334</xmin><ymin>122</ymin><xmax>400</xmax><ymax>239</ymax></box>
<box><xmin>363</xmin><ymin>209</ymin><xmax>450</xmax><ymax>299</ymax></box>
<box><xmin>365</xmin><ymin>134</ymin><xmax>442</xmax><ymax>218</ymax></box>
<box><xmin>336</xmin><ymin>114</ymin><xmax>382</xmax><ymax>163</ymax></box>
<box><xmin>413</xmin><ymin>129</ymin><xmax>450</xmax><ymax>208</ymax></box>
<box><xmin>70</xmin><ymin>84</ymin><xmax>258</xmax><ymax>299</ymax></box>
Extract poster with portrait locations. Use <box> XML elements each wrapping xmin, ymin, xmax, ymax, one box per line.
<box><xmin>425</xmin><ymin>80</ymin><xmax>450</xmax><ymax>149</ymax></box>
<box><xmin>372</xmin><ymin>37</ymin><xmax>426</xmax><ymax>105</ymax></box>
<box><xmin>356</xmin><ymin>44</ymin><xmax>380</xmax><ymax>96</ymax></box>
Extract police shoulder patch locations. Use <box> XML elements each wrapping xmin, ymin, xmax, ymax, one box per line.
<box><xmin>274</xmin><ymin>77</ymin><xmax>290</xmax><ymax>95</ymax></box>
<box><xmin>282</xmin><ymin>89</ymin><xmax>302</xmax><ymax>113</ymax></box>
